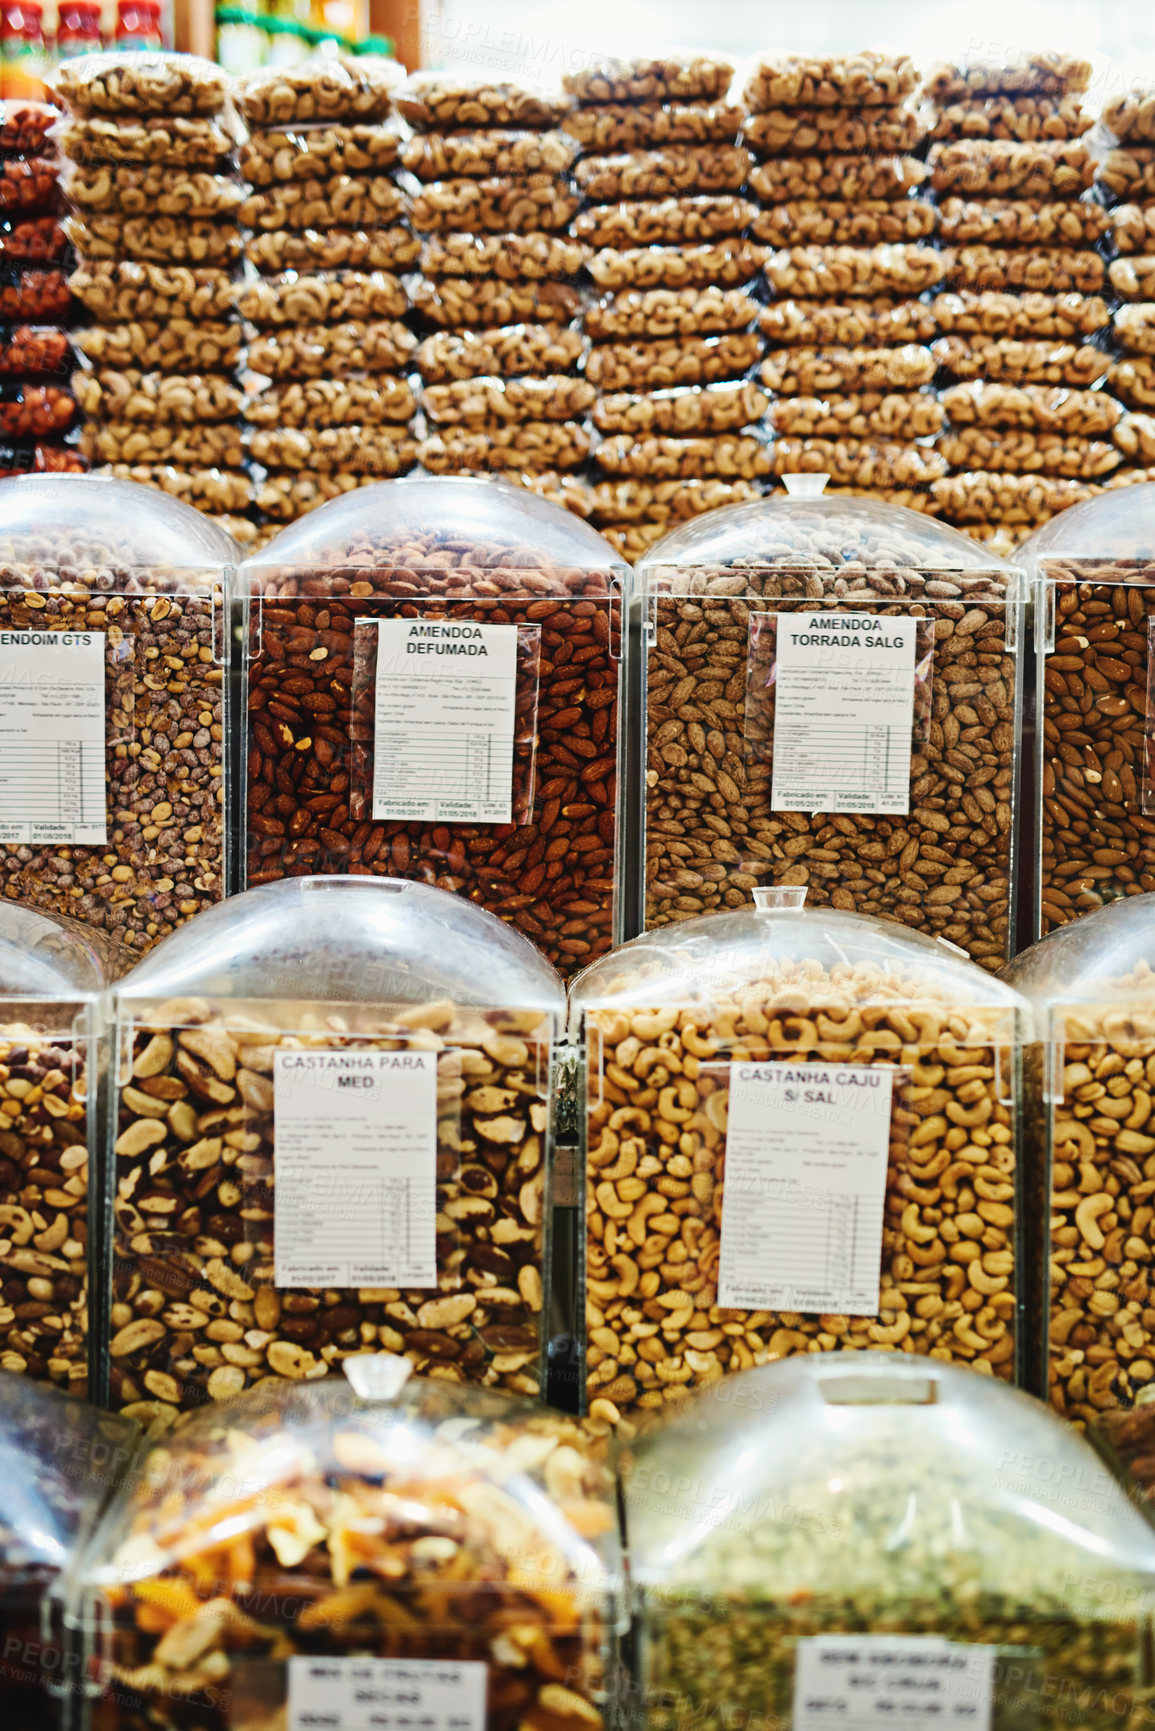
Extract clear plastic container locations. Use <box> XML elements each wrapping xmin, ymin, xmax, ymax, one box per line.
<box><xmin>1005</xmin><ymin>893</ymin><xmax>1155</xmax><ymax>1423</ymax></box>
<box><xmin>0</xmin><ymin>476</ymin><xmax>236</xmax><ymax>957</ymax></box>
<box><xmin>628</xmin><ymin>1353</ymin><xmax>1155</xmax><ymax>1731</ymax></box>
<box><xmin>0</xmin><ymin>1371</ymin><xmax>138</xmax><ymax>1731</ymax></box>
<box><xmin>238</xmin><ymin>475</ymin><xmax>630</xmax><ymax>980</ymax></box>
<box><xmin>635</xmin><ymin>479</ymin><xmax>1026</xmax><ymax>972</ymax></box>
<box><xmin>103</xmin><ymin>875</ymin><xmax>565</xmax><ymax>1423</ymax></box>
<box><xmin>1019</xmin><ymin>485</ymin><xmax>1155</xmax><ymax>939</ymax></box>
<box><xmin>65</xmin><ymin>1354</ymin><xmax>620</xmax><ymax>1731</ymax></box>
<box><xmin>0</xmin><ymin>903</ymin><xmax>109</xmax><ymax>1399</ymax></box>
<box><xmin>571</xmin><ymin>887</ymin><xmax>1028</xmax><ymax>1427</ymax></box>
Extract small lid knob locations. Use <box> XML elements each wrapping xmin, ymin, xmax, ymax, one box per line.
<box><xmin>342</xmin><ymin>1352</ymin><xmax>413</xmax><ymax>1401</ymax></box>
<box><xmin>752</xmin><ymin>885</ymin><xmax>807</xmax><ymax>911</ymax></box>
<box><xmin>781</xmin><ymin>473</ymin><xmax>830</xmax><ymax>498</ymax></box>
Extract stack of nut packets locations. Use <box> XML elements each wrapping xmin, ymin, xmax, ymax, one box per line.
<box><xmin>235</xmin><ymin>49</ymin><xmax>417</xmax><ymax>530</ymax></box>
<box><xmin>1092</xmin><ymin>83</ymin><xmax>1155</xmax><ymax>492</ymax></box>
<box><xmin>0</xmin><ymin>100</ymin><xmax>83</xmax><ymax>480</ymax></box>
<box><xmin>747</xmin><ymin>50</ymin><xmax>947</xmax><ymax>512</ymax></box>
<box><xmin>564</xmin><ymin>53</ymin><xmax>766</xmax><ymax>561</ymax></box>
<box><xmin>401</xmin><ymin>73</ymin><xmax>591</xmax><ymax>507</ymax></box>
<box><xmin>53</xmin><ymin>51</ymin><xmax>253</xmax><ymax>543</ymax></box>
<box><xmin>925</xmin><ymin>51</ymin><xmax>1112</xmax><ymax>554</ymax></box>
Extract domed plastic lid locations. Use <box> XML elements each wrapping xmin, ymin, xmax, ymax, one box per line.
<box><xmin>637</xmin><ymin>482</ymin><xmax>1021</xmax><ymax>591</ymax></box>
<box><xmin>1003</xmin><ymin>895</ymin><xmax>1155</xmax><ymax>1018</ymax></box>
<box><xmin>242</xmin><ymin>475</ymin><xmax>627</xmax><ymax>580</ymax></box>
<box><xmin>1018</xmin><ymin>483</ymin><xmax>1155</xmax><ymax>574</ymax></box>
<box><xmin>0</xmin><ymin>902</ymin><xmax>110</xmax><ymax>1000</ymax></box>
<box><xmin>626</xmin><ymin>1354</ymin><xmax>1155</xmax><ymax>1613</ymax></box>
<box><xmin>115</xmin><ymin>876</ymin><xmax>565</xmax><ymax>1016</ymax></box>
<box><xmin>0</xmin><ymin>475</ymin><xmax>239</xmax><ymax>572</ymax></box>
<box><xmin>81</xmin><ymin>1358</ymin><xmax>619</xmax><ymax>1610</ymax></box>
<box><xmin>570</xmin><ymin>891</ymin><xmax>1024</xmax><ymax>1029</ymax></box>
<box><xmin>0</xmin><ymin>1371</ymin><xmax>138</xmax><ymax>1581</ymax></box>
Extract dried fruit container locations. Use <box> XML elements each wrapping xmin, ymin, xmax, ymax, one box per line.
<box><xmin>1005</xmin><ymin>894</ymin><xmax>1155</xmax><ymax>1423</ymax></box>
<box><xmin>1019</xmin><ymin>484</ymin><xmax>1155</xmax><ymax>939</ymax></box>
<box><xmin>64</xmin><ymin>1354</ymin><xmax>621</xmax><ymax>1731</ymax></box>
<box><xmin>627</xmin><ymin>1353</ymin><xmax>1155</xmax><ymax>1731</ymax></box>
<box><xmin>238</xmin><ymin>474</ymin><xmax>630</xmax><ymax>978</ymax></box>
<box><xmin>571</xmin><ymin>886</ymin><xmax>1028</xmax><ymax>1428</ymax></box>
<box><xmin>102</xmin><ymin>875</ymin><xmax>565</xmax><ymax>1425</ymax></box>
<box><xmin>0</xmin><ymin>902</ymin><xmax>109</xmax><ymax>1398</ymax></box>
<box><xmin>0</xmin><ymin>475</ymin><xmax>236</xmax><ymax>956</ymax></box>
<box><xmin>635</xmin><ymin>477</ymin><xmax>1026</xmax><ymax>971</ymax></box>
<box><xmin>0</xmin><ymin>1371</ymin><xmax>138</xmax><ymax>1731</ymax></box>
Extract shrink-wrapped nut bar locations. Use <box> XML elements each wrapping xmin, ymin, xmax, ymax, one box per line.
<box><xmin>51</xmin><ymin>53</ymin><xmax>246</xmax><ymax>519</ymax></box>
<box><xmin>635</xmin><ymin>483</ymin><xmax>1023</xmax><ymax>967</ymax></box>
<box><xmin>67</xmin><ymin>1355</ymin><xmax>619</xmax><ymax>1731</ymax></box>
<box><xmin>1005</xmin><ymin>896</ymin><xmax>1155</xmax><ymax>1420</ymax></box>
<box><xmin>629</xmin><ymin>1355</ymin><xmax>1155</xmax><ymax>1731</ymax></box>
<box><xmin>236</xmin><ymin>51</ymin><xmax>413</xmax><ymax>528</ymax></box>
<box><xmin>240</xmin><ymin>477</ymin><xmax>626</xmax><ymax>976</ymax></box>
<box><xmin>575</xmin><ymin>896</ymin><xmax>1026</xmax><ymax>1426</ymax></box>
<box><xmin>103</xmin><ymin>880</ymin><xmax>564</xmax><ymax>1418</ymax></box>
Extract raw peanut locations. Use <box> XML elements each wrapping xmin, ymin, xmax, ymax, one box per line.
<box><xmin>932</xmin><ymin>334</ymin><xmax>1107</xmax><ymax>386</ymax></box>
<box><xmin>930</xmin><ymin>94</ymin><xmax>1091</xmax><ymax>142</ymax></box>
<box><xmin>925</xmin><ymin>53</ymin><xmax>1092</xmax><ymax>99</ymax></box>
<box><xmin>931</xmin><ymin>471</ymin><xmax>1098</xmax><ymax>524</ymax></box>
<box><xmin>564</xmin><ymin>54</ymin><xmax>733</xmax><ymax>104</ymax></box>
<box><xmin>241</xmin><ymin>122</ymin><xmax>400</xmax><ymax>185</ymax></box>
<box><xmin>743</xmin><ymin>104</ymin><xmax>922</xmax><ymax>157</ymax></box>
<box><xmin>743</xmin><ymin>51</ymin><xmax>916</xmax><ymax>110</ymax></box>
<box><xmin>401</xmin><ymin>128</ymin><xmax>575</xmax><ymax>180</ymax></box>
<box><xmin>563</xmin><ymin>102</ymin><xmax>742</xmax><ymax>149</ymax></box>
<box><xmin>931</xmin><ymin>289</ymin><xmax>1110</xmax><ymax>339</ymax></box>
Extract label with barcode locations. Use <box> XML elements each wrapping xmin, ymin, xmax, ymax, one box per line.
<box><xmin>770</xmin><ymin>612</ymin><xmax>918</xmax><ymax>815</ymax></box>
<box><xmin>0</xmin><ymin>630</ymin><xmax>107</xmax><ymax>843</ymax></box>
<box><xmin>372</xmin><ymin>618</ymin><xmax>518</xmax><ymax>823</ymax></box>
<box><xmin>794</xmin><ymin>1636</ymin><xmax>995</xmax><ymax>1731</ymax></box>
<box><xmin>273</xmin><ymin>1048</ymin><xmax>437</xmax><ymax>1289</ymax></box>
<box><xmin>717</xmin><ymin>1061</ymin><xmax>894</xmax><ymax>1315</ymax></box>
<box><xmin>287</xmin><ymin>1658</ymin><xmax>487</xmax><ymax>1731</ymax></box>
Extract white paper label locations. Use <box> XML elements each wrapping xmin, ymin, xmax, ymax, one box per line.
<box><xmin>371</xmin><ymin>618</ymin><xmax>519</xmax><ymax>824</ymax></box>
<box><xmin>273</xmin><ymin>1048</ymin><xmax>437</xmax><ymax>1289</ymax></box>
<box><xmin>770</xmin><ymin>612</ymin><xmax>919</xmax><ymax>815</ymax></box>
<box><xmin>0</xmin><ymin>630</ymin><xmax>107</xmax><ymax>843</ymax></box>
<box><xmin>795</xmin><ymin>1636</ymin><xmax>995</xmax><ymax>1731</ymax></box>
<box><xmin>288</xmin><ymin>1657</ymin><xmax>487</xmax><ymax>1731</ymax></box>
<box><xmin>717</xmin><ymin>1061</ymin><xmax>894</xmax><ymax>1315</ymax></box>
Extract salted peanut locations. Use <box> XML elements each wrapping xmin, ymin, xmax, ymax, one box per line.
<box><xmin>411</xmin><ymin>276</ymin><xmax>582</xmax><ymax>329</ymax></box>
<box><xmin>932</xmin><ymin>334</ymin><xmax>1107</xmax><ymax>386</ymax></box>
<box><xmin>936</xmin><ymin>199</ymin><xmax>1109</xmax><ymax>246</ymax></box>
<box><xmin>1110</xmin><ymin>257</ymin><xmax>1155</xmax><ymax>302</ymax></box>
<box><xmin>63</xmin><ymin>214</ymin><xmax>241</xmax><ymax>266</ymax></box>
<box><xmin>564</xmin><ymin>53</ymin><xmax>733</xmax><ymax>104</ymax></box>
<box><xmin>67</xmin><ymin>261</ymin><xmax>234</xmax><ymax>321</ymax></box>
<box><xmin>416</xmin><ymin>324</ymin><xmax>584</xmax><ymax>382</ymax></box>
<box><xmin>750</xmin><ymin>154</ymin><xmax>925</xmax><ymax>202</ymax></box>
<box><xmin>401</xmin><ymin>127</ymin><xmax>575</xmax><ymax>179</ymax></box>
<box><xmin>1111</xmin><ymin>204</ymin><xmax>1155</xmax><ymax>254</ymax></box>
<box><xmin>743</xmin><ymin>51</ymin><xmax>916</xmax><ymax>110</ymax></box>
<box><xmin>925</xmin><ymin>52</ymin><xmax>1091</xmax><ymax>99</ymax></box>
<box><xmin>246</xmin><ymin>375</ymin><xmax>415</xmax><ymax>428</ymax></box>
<box><xmin>588</xmin><ymin>476</ymin><xmax>759</xmax><ymax>525</ymax></box>
<box><xmin>759</xmin><ymin>295</ymin><xmax>934</xmax><ymax>347</ymax></box>
<box><xmin>419</xmin><ymin>232</ymin><xmax>586</xmax><ymax>279</ymax></box>
<box><xmin>761</xmin><ymin>343</ymin><xmax>934</xmax><ymax>394</ymax></box>
<box><xmin>931</xmin><ymin>288</ymin><xmax>1110</xmax><ymax>338</ymax></box>
<box><xmin>752</xmin><ymin>200</ymin><xmax>936</xmax><ymax>246</ymax></box>
<box><xmin>410</xmin><ymin>175</ymin><xmax>579</xmax><ymax>234</ymax></box>
<box><xmin>764</xmin><ymin>243</ymin><xmax>946</xmax><ymax>297</ymax></box>
<box><xmin>79</xmin><ymin>419</ymin><xmax>243</xmax><ymax>467</ymax></box>
<box><xmin>940</xmin><ymin>380</ymin><xmax>1122</xmax><ymax>435</ymax></box>
<box><xmin>938</xmin><ymin>427</ymin><xmax>1121</xmax><ymax>479</ymax></box>
<box><xmin>585</xmin><ymin>332</ymin><xmax>762</xmax><ymax>390</ymax></box>
<box><xmin>1110</xmin><ymin>357</ymin><xmax>1155</xmax><ymax>409</ymax></box>
<box><xmin>592</xmin><ymin>381</ymin><xmax>767</xmax><ymax>435</ymax></box>
<box><xmin>250</xmin><ymin>423</ymin><xmax>417</xmax><ymax>475</ymax></box>
<box><xmin>930</xmin><ymin>93</ymin><xmax>1091</xmax><ymax>141</ymax></box>
<box><xmin>1104</xmin><ymin>84</ymin><xmax>1155</xmax><ymax>141</ymax></box>
<box><xmin>562</xmin><ymin>101</ymin><xmax>742</xmax><ymax>149</ymax></box>
<box><xmin>574</xmin><ymin>197</ymin><xmax>754</xmax><ymax>247</ymax></box>
<box><xmin>73</xmin><ymin>318</ymin><xmax>240</xmax><ymax>373</ymax></box>
<box><xmin>942</xmin><ymin>245</ymin><xmax>1105</xmax><ymax>293</ymax></box>
<box><xmin>576</xmin><ymin>145</ymin><xmax>750</xmax><ymax>198</ymax></box>
<box><xmin>63</xmin><ymin>164</ymin><xmax>243</xmax><ymax>218</ymax></box>
<box><xmin>240</xmin><ymin>122</ymin><xmax>400</xmax><ymax>185</ymax></box>
<box><xmin>1113</xmin><ymin>411</ymin><xmax>1155</xmax><ymax>463</ymax></box>
<box><xmin>928</xmin><ymin>138</ymin><xmax>1092</xmax><ymax>196</ymax></box>
<box><xmin>420</xmin><ymin>374</ymin><xmax>596</xmax><ymax>426</ymax></box>
<box><xmin>55</xmin><ymin>114</ymin><xmax>233</xmax><ymax>166</ymax></box>
<box><xmin>239</xmin><ymin>176</ymin><xmax>405</xmax><ymax>231</ymax></box>
<box><xmin>51</xmin><ymin>49</ymin><xmax>229</xmax><ymax>115</ymax></box>
<box><xmin>236</xmin><ymin>52</ymin><xmax>400</xmax><ymax>124</ymax></box>
<box><xmin>102</xmin><ymin>463</ymin><xmax>253</xmax><ymax>513</ymax></box>
<box><xmin>931</xmin><ymin>469</ymin><xmax>1098</xmax><ymax>523</ymax></box>
<box><xmin>1114</xmin><ymin>303</ymin><xmax>1155</xmax><ymax>355</ymax></box>
<box><xmin>248</xmin><ymin>319</ymin><xmax>415</xmax><ymax>380</ymax></box>
<box><xmin>770</xmin><ymin>437</ymin><xmax>946</xmax><ymax>486</ymax></box>
<box><xmin>586</xmin><ymin>286</ymin><xmax>755</xmax><ymax>339</ymax></box>
<box><xmin>587</xmin><ymin>240</ymin><xmax>765</xmax><ymax>290</ymax></box>
<box><xmin>72</xmin><ymin>368</ymin><xmax>243</xmax><ymax>425</ymax></box>
<box><xmin>256</xmin><ymin>471</ymin><xmax>384</xmax><ymax>519</ymax></box>
<box><xmin>769</xmin><ymin>390</ymin><xmax>944</xmax><ymax>441</ymax></box>
<box><xmin>236</xmin><ymin>269</ymin><xmax>408</xmax><ymax>325</ymax></box>
<box><xmin>743</xmin><ymin>104</ymin><xmax>922</xmax><ymax>157</ymax></box>
<box><xmin>593</xmin><ymin>431</ymin><xmax>772</xmax><ymax>479</ymax></box>
<box><xmin>248</xmin><ymin>226</ymin><xmax>419</xmax><ymax>273</ymax></box>
<box><xmin>418</xmin><ymin>421</ymin><xmax>590</xmax><ymax>474</ymax></box>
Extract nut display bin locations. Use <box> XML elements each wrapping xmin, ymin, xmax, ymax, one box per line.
<box><xmin>1005</xmin><ymin>894</ymin><xmax>1155</xmax><ymax>1422</ymax></box>
<box><xmin>1019</xmin><ymin>484</ymin><xmax>1155</xmax><ymax>938</ymax></box>
<box><xmin>0</xmin><ymin>1371</ymin><xmax>138</xmax><ymax>1731</ymax></box>
<box><xmin>103</xmin><ymin>875</ymin><xmax>565</xmax><ymax>1423</ymax></box>
<box><xmin>0</xmin><ymin>475</ymin><xmax>235</xmax><ymax>956</ymax></box>
<box><xmin>66</xmin><ymin>1354</ymin><xmax>620</xmax><ymax>1731</ymax></box>
<box><xmin>635</xmin><ymin>482</ymin><xmax>1025</xmax><ymax>971</ymax></box>
<box><xmin>239</xmin><ymin>475</ymin><xmax>629</xmax><ymax>979</ymax></box>
<box><xmin>0</xmin><ymin>903</ymin><xmax>109</xmax><ymax>1397</ymax></box>
<box><xmin>572</xmin><ymin>887</ymin><xmax>1028</xmax><ymax>1427</ymax></box>
<box><xmin>627</xmin><ymin>1353</ymin><xmax>1155</xmax><ymax>1731</ymax></box>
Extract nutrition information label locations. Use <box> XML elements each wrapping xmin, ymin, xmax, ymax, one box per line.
<box><xmin>0</xmin><ymin>630</ymin><xmax>107</xmax><ymax>844</ymax></box>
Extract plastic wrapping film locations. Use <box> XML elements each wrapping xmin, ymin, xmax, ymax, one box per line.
<box><xmin>932</xmin><ymin>333</ymin><xmax>1109</xmax><ymax>385</ymax></box>
<box><xmin>242</xmin><ymin>120</ymin><xmax>401</xmax><ymax>184</ymax></box>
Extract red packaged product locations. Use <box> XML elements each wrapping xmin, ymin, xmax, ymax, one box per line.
<box><xmin>0</xmin><ymin>99</ymin><xmax>55</xmax><ymax>154</ymax></box>
<box><xmin>0</xmin><ymin>381</ymin><xmax>75</xmax><ymax>433</ymax></box>
<box><xmin>1</xmin><ymin>213</ymin><xmax>63</xmax><ymax>259</ymax></box>
<box><xmin>0</xmin><ymin>439</ymin><xmax>84</xmax><ymax>473</ymax></box>
<box><xmin>0</xmin><ymin>322</ymin><xmax>68</xmax><ymax>373</ymax></box>
<box><xmin>0</xmin><ymin>155</ymin><xmax>57</xmax><ymax>213</ymax></box>
<box><xmin>0</xmin><ymin>264</ymin><xmax>67</xmax><ymax>316</ymax></box>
